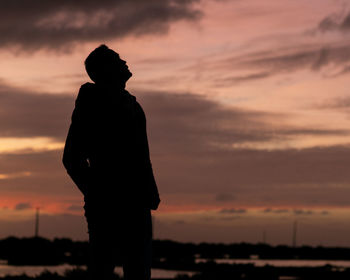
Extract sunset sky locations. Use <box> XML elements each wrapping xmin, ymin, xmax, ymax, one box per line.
<box><xmin>1</xmin><ymin>0</ymin><xmax>350</xmax><ymax>246</ymax></box>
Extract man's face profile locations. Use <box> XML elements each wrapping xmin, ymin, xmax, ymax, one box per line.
<box><xmin>112</xmin><ymin>52</ymin><xmax>132</xmax><ymax>83</ymax></box>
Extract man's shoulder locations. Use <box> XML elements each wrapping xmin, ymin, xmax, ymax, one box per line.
<box><xmin>79</xmin><ymin>82</ymin><xmax>96</xmax><ymax>95</ymax></box>
<box><xmin>76</xmin><ymin>83</ymin><xmax>96</xmax><ymax>105</ymax></box>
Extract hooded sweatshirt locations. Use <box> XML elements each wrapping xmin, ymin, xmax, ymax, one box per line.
<box><xmin>63</xmin><ymin>82</ymin><xmax>160</xmax><ymax>216</ymax></box>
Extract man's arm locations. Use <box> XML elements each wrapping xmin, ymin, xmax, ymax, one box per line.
<box><xmin>62</xmin><ymin>85</ymin><xmax>91</xmax><ymax>196</ymax></box>
<box><xmin>136</xmin><ymin>102</ymin><xmax>161</xmax><ymax>210</ymax></box>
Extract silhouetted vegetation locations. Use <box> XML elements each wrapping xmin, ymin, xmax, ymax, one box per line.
<box><xmin>0</xmin><ymin>237</ymin><xmax>88</xmax><ymax>265</ymax></box>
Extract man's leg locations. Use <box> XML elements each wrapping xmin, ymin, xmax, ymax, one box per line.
<box><xmin>123</xmin><ymin>236</ymin><xmax>152</xmax><ymax>280</ymax></box>
<box><xmin>88</xmin><ymin>221</ymin><xmax>116</xmax><ymax>280</ymax></box>
<box><xmin>122</xmin><ymin>210</ymin><xmax>152</xmax><ymax>280</ymax></box>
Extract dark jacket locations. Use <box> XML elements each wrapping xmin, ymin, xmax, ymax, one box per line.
<box><xmin>62</xmin><ymin>83</ymin><xmax>160</xmax><ymax>214</ymax></box>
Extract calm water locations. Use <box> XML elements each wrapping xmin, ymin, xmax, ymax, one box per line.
<box><xmin>196</xmin><ymin>258</ymin><xmax>350</xmax><ymax>267</ymax></box>
<box><xmin>0</xmin><ymin>264</ymin><xmax>195</xmax><ymax>278</ymax></box>
<box><xmin>1</xmin><ymin>259</ymin><xmax>350</xmax><ymax>278</ymax></box>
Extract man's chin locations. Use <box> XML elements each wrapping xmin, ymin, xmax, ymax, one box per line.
<box><xmin>125</xmin><ymin>70</ymin><xmax>132</xmax><ymax>81</ymax></box>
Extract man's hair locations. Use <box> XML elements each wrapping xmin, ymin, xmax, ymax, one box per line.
<box><xmin>84</xmin><ymin>44</ymin><xmax>119</xmax><ymax>83</ymax></box>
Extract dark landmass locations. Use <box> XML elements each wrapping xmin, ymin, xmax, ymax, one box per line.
<box><xmin>2</xmin><ymin>266</ymin><xmax>350</xmax><ymax>280</ymax></box>
<box><xmin>2</xmin><ymin>237</ymin><xmax>350</xmax><ymax>279</ymax></box>
<box><xmin>1</xmin><ymin>236</ymin><xmax>350</xmax><ymax>267</ymax></box>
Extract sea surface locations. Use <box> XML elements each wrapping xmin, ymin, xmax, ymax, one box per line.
<box><xmin>1</xmin><ymin>259</ymin><xmax>350</xmax><ymax>278</ymax></box>
<box><xmin>196</xmin><ymin>258</ymin><xmax>350</xmax><ymax>267</ymax></box>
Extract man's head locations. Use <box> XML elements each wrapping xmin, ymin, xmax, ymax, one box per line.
<box><xmin>84</xmin><ymin>44</ymin><xmax>132</xmax><ymax>85</ymax></box>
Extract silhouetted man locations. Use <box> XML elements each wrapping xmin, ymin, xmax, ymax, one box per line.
<box><xmin>62</xmin><ymin>44</ymin><xmax>160</xmax><ymax>280</ymax></box>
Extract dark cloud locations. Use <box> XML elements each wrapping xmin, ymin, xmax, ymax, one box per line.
<box><xmin>0</xmin><ymin>82</ymin><xmax>272</xmax><ymax>142</ymax></box>
<box><xmin>138</xmin><ymin>90</ymin><xmax>278</xmax><ymax>153</ymax></box>
<box><xmin>138</xmin><ymin>90</ymin><xmax>350</xmax><ymax>156</ymax></box>
<box><xmin>311</xmin><ymin>48</ymin><xmax>329</xmax><ymax>71</ymax></box>
<box><xmin>318</xmin><ymin>16</ymin><xmax>339</xmax><ymax>32</ymax></box>
<box><xmin>215</xmin><ymin>193</ymin><xmax>235</xmax><ymax>202</ymax></box>
<box><xmin>278</xmin><ymin>128</ymin><xmax>350</xmax><ymax>137</ymax></box>
<box><xmin>293</xmin><ymin>209</ymin><xmax>313</xmax><ymax>215</ymax></box>
<box><xmin>219</xmin><ymin>208</ymin><xmax>247</xmax><ymax>214</ymax></box>
<box><xmin>263</xmin><ymin>209</ymin><xmax>331</xmax><ymax>215</ymax></box>
<box><xmin>0</xmin><ymin>81</ymin><xmax>347</xmax><ymax>144</ymax></box>
<box><xmin>0</xmin><ymin>82</ymin><xmax>73</xmax><ymax>139</ymax></box>
<box><xmin>0</xmin><ymin>0</ymin><xmax>201</xmax><ymax>52</ymax></box>
<box><xmin>263</xmin><ymin>208</ymin><xmax>289</xmax><ymax>214</ymax></box>
<box><xmin>14</xmin><ymin>202</ymin><xmax>32</xmax><ymax>211</ymax></box>
<box><xmin>67</xmin><ymin>204</ymin><xmax>83</xmax><ymax>211</ymax></box>
<box><xmin>318</xmin><ymin>12</ymin><xmax>350</xmax><ymax>33</ymax></box>
<box><xmin>219</xmin><ymin>216</ymin><xmax>241</xmax><ymax>221</ymax></box>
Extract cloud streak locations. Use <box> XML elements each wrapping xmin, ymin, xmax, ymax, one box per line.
<box><xmin>221</xmin><ymin>43</ymin><xmax>350</xmax><ymax>80</ymax></box>
<box><xmin>3</xmin><ymin>81</ymin><xmax>343</xmax><ymax>144</ymax></box>
<box><xmin>14</xmin><ymin>202</ymin><xmax>32</xmax><ymax>211</ymax></box>
<box><xmin>0</xmin><ymin>80</ymin><xmax>348</xmax><ymax>149</ymax></box>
